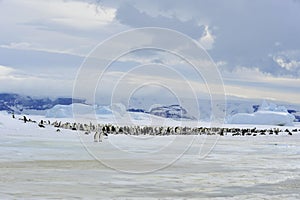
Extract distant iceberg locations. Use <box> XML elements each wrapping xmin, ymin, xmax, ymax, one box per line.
<box><xmin>46</xmin><ymin>103</ymin><xmax>90</xmax><ymax>118</ymax></box>
<box><xmin>227</xmin><ymin>101</ymin><xmax>295</xmax><ymax>126</ymax></box>
<box><xmin>45</xmin><ymin>103</ymin><xmax>113</xmax><ymax>118</ymax></box>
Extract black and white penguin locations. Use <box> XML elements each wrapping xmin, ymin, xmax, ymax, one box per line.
<box><xmin>94</xmin><ymin>132</ymin><xmax>100</xmax><ymax>142</ymax></box>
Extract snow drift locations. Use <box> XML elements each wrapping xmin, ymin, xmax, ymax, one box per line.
<box><xmin>227</xmin><ymin>101</ymin><xmax>295</xmax><ymax>126</ymax></box>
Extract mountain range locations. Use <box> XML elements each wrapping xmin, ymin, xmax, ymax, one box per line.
<box><xmin>0</xmin><ymin>93</ymin><xmax>299</xmax><ymax>122</ymax></box>
<box><xmin>0</xmin><ymin>93</ymin><xmax>85</xmax><ymax>113</ymax></box>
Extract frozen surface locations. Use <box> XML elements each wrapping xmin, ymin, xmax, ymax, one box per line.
<box><xmin>0</xmin><ymin>112</ymin><xmax>300</xmax><ymax>199</ymax></box>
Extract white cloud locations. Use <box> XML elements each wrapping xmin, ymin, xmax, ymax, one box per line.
<box><xmin>225</xmin><ymin>83</ymin><xmax>300</xmax><ymax>104</ymax></box>
<box><xmin>0</xmin><ymin>42</ymin><xmax>31</xmax><ymax>49</ymax></box>
<box><xmin>115</xmin><ymin>0</ymin><xmax>300</xmax><ymax>77</ymax></box>
<box><xmin>199</xmin><ymin>25</ymin><xmax>215</xmax><ymax>50</ymax></box>
<box><xmin>0</xmin><ymin>42</ymin><xmax>85</xmax><ymax>57</ymax></box>
<box><xmin>0</xmin><ymin>0</ymin><xmax>123</xmax><ymax>56</ymax></box>
<box><xmin>0</xmin><ymin>64</ymin><xmax>74</xmax><ymax>97</ymax></box>
<box><xmin>274</xmin><ymin>41</ymin><xmax>281</xmax><ymax>46</ymax></box>
<box><xmin>222</xmin><ymin>67</ymin><xmax>300</xmax><ymax>104</ymax></box>
<box><xmin>0</xmin><ymin>65</ymin><xmax>15</xmax><ymax>77</ymax></box>
<box><xmin>274</xmin><ymin>56</ymin><xmax>300</xmax><ymax>71</ymax></box>
<box><xmin>11</xmin><ymin>0</ymin><xmax>116</xmax><ymax>30</ymax></box>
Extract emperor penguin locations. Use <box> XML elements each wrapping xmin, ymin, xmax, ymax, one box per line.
<box><xmin>99</xmin><ymin>132</ymin><xmax>104</xmax><ymax>142</ymax></box>
<box><xmin>94</xmin><ymin>132</ymin><xmax>99</xmax><ymax>142</ymax></box>
<box><xmin>94</xmin><ymin>132</ymin><xmax>104</xmax><ymax>142</ymax></box>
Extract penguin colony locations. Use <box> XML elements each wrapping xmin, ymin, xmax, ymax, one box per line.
<box><xmin>16</xmin><ymin>115</ymin><xmax>299</xmax><ymax>142</ymax></box>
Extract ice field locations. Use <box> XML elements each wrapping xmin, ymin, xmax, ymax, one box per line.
<box><xmin>0</xmin><ymin>112</ymin><xmax>300</xmax><ymax>199</ymax></box>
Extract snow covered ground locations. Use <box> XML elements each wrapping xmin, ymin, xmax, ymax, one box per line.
<box><xmin>0</xmin><ymin>112</ymin><xmax>300</xmax><ymax>199</ymax></box>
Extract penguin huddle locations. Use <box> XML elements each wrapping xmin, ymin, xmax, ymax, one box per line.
<box><xmin>11</xmin><ymin>114</ymin><xmax>299</xmax><ymax>141</ymax></box>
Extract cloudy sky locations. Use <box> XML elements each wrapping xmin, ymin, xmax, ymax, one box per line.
<box><xmin>0</xmin><ymin>0</ymin><xmax>299</xmax><ymax>105</ymax></box>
